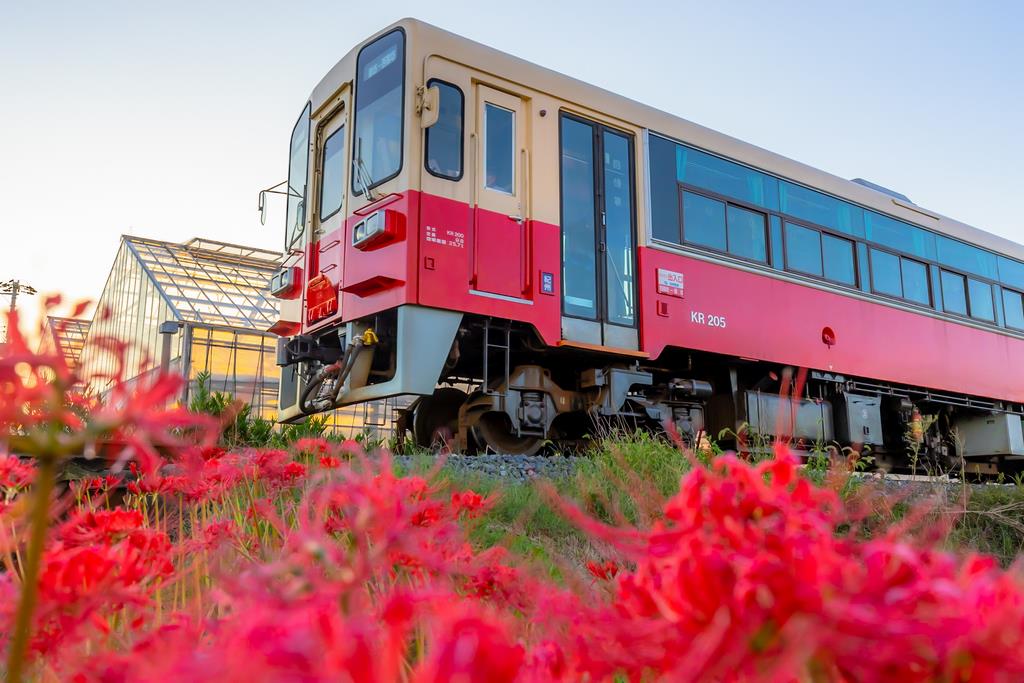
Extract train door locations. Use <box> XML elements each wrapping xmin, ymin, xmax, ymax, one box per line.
<box><xmin>559</xmin><ymin>114</ymin><xmax>638</xmax><ymax>349</ymax></box>
<box><xmin>307</xmin><ymin>91</ymin><xmax>350</xmax><ymax>326</ymax></box>
<box><xmin>472</xmin><ymin>85</ymin><xmax>529</xmax><ymax>299</ymax></box>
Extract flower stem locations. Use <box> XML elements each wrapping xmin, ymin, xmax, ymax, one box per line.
<box><xmin>6</xmin><ymin>455</ymin><xmax>57</xmax><ymax>683</ymax></box>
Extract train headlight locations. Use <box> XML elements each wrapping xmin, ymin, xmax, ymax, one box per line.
<box><xmin>352</xmin><ymin>209</ymin><xmax>401</xmax><ymax>250</ymax></box>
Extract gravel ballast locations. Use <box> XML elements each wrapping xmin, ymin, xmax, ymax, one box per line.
<box><xmin>394</xmin><ymin>453</ymin><xmax>584</xmax><ymax>482</ymax></box>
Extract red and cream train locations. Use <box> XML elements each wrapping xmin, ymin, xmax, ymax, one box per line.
<box><xmin>269</xmin><ymin>19</ymin><xmax>1024</xmax><ymax>470</ymax></box>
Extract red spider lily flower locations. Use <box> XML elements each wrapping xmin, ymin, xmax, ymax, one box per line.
<box><xmin>199</xmin><ymin>446</ymin><xmax>226</xmax><ymax>461</ymax></box>
<box><xmin>410</xmin><ymin>502</ymin><xmax>445</xmax><ymax>528</ymax></box>
<box><xmin>293</xmin><ymin>438</ymin><xmax>332</xmax><ymax>457</ymax></box>
<box><xmin>283</xmin><ymin>461</ymin><xmax>307</xmax><ymax>481</ymax></box>
<box><xmin>319</xmin><ymin>455</ymin><xmax>341</xmax><ymax>469</ymax></box>
<box><xmin>451</xmin><ymin>490</ymin><xmax>488</xmax><ymax>518</ymax></box>
<box><xmin>0</xmin><ymin>455</ymin><xmax>35</xmax><ymax>490</ymax></box>
<box><xmin>585</xmin><ymin>560</ymin><xmax>619</xmax><ymax>581</ymax></box>
<box><xmin>57</xmin><ymin>509</ymin><xmax>144</xmax><ymax>547</ymax></box>
<box><xmin>413</xmin><ymin>609</ymin><xmax>525</xmax><ymax>683</ymax></box>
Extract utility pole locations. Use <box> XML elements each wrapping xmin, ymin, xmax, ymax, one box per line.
<box><xmin>0</xmin><ymin>279</ymin><xmax>38</xmax><ymax>344</ymax></box>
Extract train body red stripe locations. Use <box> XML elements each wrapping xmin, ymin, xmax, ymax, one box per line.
<box><xmin>303</xmin><ymin>190</ymin><xmax>1024</xmax><ymax>405</ymax></box>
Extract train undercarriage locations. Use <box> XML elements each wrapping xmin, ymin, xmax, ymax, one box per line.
<box><xmin>280</xmin><ymin>307</ymin><xmax>1024</xmax><ymax>477</ymax></box>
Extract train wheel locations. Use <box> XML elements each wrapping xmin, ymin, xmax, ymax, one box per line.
<box><xmin>473</xmin><ymin>412</ymin><xmax>544</xmax><ymax>456</ymax></box>
<box><xmin>413</xmin><ymin>387</ymin><xmax>467</xmax><ymax>449</ymax></box>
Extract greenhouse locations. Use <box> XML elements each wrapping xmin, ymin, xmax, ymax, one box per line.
<box><xmin>78</xmin><ymin>235</ymin><xmax>400</xmax><ymax>437</ymax></box>
<box><xmin>38</xmin><ymin>316</ymin><xmax>92</xmax><ymax>371</ymax></box>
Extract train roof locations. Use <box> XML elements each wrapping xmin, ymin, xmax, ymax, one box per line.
<box><xmin>309</xmin><ymin>18</ymin><xmax>1024</xmax><ymax>263</ymax></box>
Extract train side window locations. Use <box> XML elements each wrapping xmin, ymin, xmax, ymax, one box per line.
<box><xmin>901</xmin><ymin>258</ymin><xmax>930</xmax><ymax>305</ymax></box>
<box><xmin>780</xmin><ymin>181</ymin><xmax>864</xmax><ymax>237</ymax></box>
<box><xmin>424</xmin><ymin>80</ymin><xmax>463</xmax><ymax>180</ymax></box>
<box><xmin>648</xmin><ymin>135</ymin><xmax>681</xmax><ymax>243</ymax></box>
<box><xmin>681</xmin><ymin>191</ymin><xmax>726</xmax><ymax>251</ymax></box>
<box><xmin>870</xmin><ymin>248</ymin><xmax>902</xmax><ymax>298</ymax></box>
<box><xmin>999</xmin><ymin>256</ymin><xmax>1024</xmax><ymax>291</ymax></box>
<box><xmin>1004</xmin><ymin>289</ymin><xmax>1024</xmax><ymax>330</ymax></box>
<box><xmin>968</xmin><ymin>278</ymin><xmax>995</xmax><ymax>321</ymax></box>
<box><xmin>484</xmin><ymin>103</ymin><xmax>514</xmax><ymax>194</ymax></box>
<box><xmin>319</xmin><ymin>126</ymin><xmax>346</xmax><ymax>221</ymax></box>
<box><xmin>679</xmin><ymin>146</ymin><xmax>779</xmax><ymax>211</ymax></box>
<box><xmin>940</xmin><ymin>270</ymin><xmax>967</xmax><ymax>316</ymax></box>
<box><xmin>822</xmin><ymin>234</ymin><xmax>856</xmax><ymax>285</ymax></box>
<box><xmin>784</xmin><ymin>222</ymin><xmax>822</xmax><ymax>277</ymax></box>
<box><xmin>865</xmin><ymin>211</ymin><xmax>935</xmax><ymax>261</ymax></box>
<box><xmin>938</xmin><ymin>236</ymin><xmax>998</xmax><ymax>280</ymax></box>
<box><xmin>725</xmin><ymin>205</ymin><xmax>767</xmax><ymax>262</ymax></box>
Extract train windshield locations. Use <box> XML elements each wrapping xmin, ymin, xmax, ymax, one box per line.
<box><xmin>353</xmin><ymin>29</ymin><xmax>404</xmax><ymax>194</ymax></box>
<box><xmin>285</xmin><ymin>103</ymin><xmax>311</xmax><ymax>250</ymax></box>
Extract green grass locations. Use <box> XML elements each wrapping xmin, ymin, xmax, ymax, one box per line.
<box><xmin>402</xmin><ymin>434</ymin><xmax>1024</xmax><ymax>572</ymax></box>
<box><xmin>182</xmin><ymin>378</ymin><xmax>1024</xmax><ymax>571</ymax></box>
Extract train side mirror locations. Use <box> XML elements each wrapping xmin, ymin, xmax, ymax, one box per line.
<box><xmin>419</xmin><ymin>85</ymin><xmax>441</xmax><ymax>128</ymax></box>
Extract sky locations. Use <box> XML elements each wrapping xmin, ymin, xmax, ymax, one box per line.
<box><xmin>2</xmin><ymin>0</ymin><xmax>1022</xmax><ymax>333</ymax></box>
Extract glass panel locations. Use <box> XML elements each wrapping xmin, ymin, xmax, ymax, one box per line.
<box><xmin>425</xmin><ymin>81</ymin><xmax>463</xmax><ymax>179</ymax></box>
<box><xmin>857</xmin><ymin>243</ymin><xmax>871</xmax><ymax>292</ymax></box>
<box><xmin>725</xmin><ymin>205</ymin><xmax>766</xmax><ymax>262</ymax></box>
<box><xmin>937</xmin><ymin>236</ymin><xmax>998</xmax><ymax>280</ymax></box>
<box><xmin>780</xmin><ymin>181</ymin><xmax>864</xmax><ymax>236</ymax></box>
<box><xmin>769</xmin><ymin>215</ymin><xmax>784</xmax><ymax>269</ymax></box>
<box><xmin>602</xmin><ymin>130</ymin><xmax>635</xmax><ymax>326</ymax></box>
<box><xmin>968</xmin><ymin>278</ymin><xmax>995</xmax><ymax>321</ymax></box>
<box><xmin>648</xmin><ymin>134</ymin><xmax>681</xmax><ymax>243</ymax></box>
<box><xmin>785</xmin><ymin>222</ymin><xmax>822</xmax><ymax>277</ymax></box>
<box><xmin>354</xmin><ymin>29</ymin><xmax>404</xmax><ymax>193</ymax></box>
<box><xmin>319</xmin><ymin>125</ymin><xmax>346</xmax><ymax>221</ymax></box>
<box><xmin>560</xmin><ymin>117</ymin><xmax>598</xmax><ymax>319</ymax></box>
<box><xmin>865</xmin><ymin>211</ymin><xmax>935</xmax><ymax>260</ymax></box>
<box><xmin>941</xmin><ymin>270</ymin><xmax>967</xmax><ymax>316</ymax></box>
<box><xmin>901</xmin><ymin>258</ymin><xmax>930</xmax><ymax>305</ymax></box>
<box><xmin>998</xmin><ymin>256</ymin><xmax>1024</xmax><ymax>291</ymax></box>
<box><xmin>822</xmin><ymin>234</ymin><xmax>856</xmax><ymax>285</ymax></box>
<box><xmin>285</xmin><ymin>103</ymin><xmax>311</xmax><ymax>250</ymax></box>
<box><xmin>1004</xmin><ymin>289</ymin><xmax>1024</xmax><ymax>330</ymax></box>
<box><xmin>682</xmin><ymin>192</ymin><xmax>726</xmax><ymax>251</ymax></box>
<box><xmin>675</xmin><ymin>143</ymin><xmax>778</xmax><ymax>210</ymax></box>
<box><xmin>870</xmin><ymin>248</ymin><xmax>902</xmax><ymax>297</ymax></box>
<box><xmin>484</xmin><ymin>103</ymin><xmax>514</xmax><ymax>194</ymax></box>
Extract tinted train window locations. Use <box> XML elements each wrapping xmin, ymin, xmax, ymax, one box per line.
<box><xmin>968</xmin><ymin>279</ymin><xmax>995</xmax><ymax>321</ymax></box>
<box><xmin>870</xmin><ymin>249</ymin><xmax>903</xmax><ymax>297</ymax></box>
<box><xmin>901</xmin><ymin>259</ymin><xmax>930</xmax><ymax>305</ymax></box>
<box><xmin>938</xmin><ymin>236</ymin><xmax>998</xmax><ymax>280</ymax></box>
<box><xmin>424</xmin><ymin>80</ymin><xmax>463</xmax><ymax>180</ymax></box>
<box><xmin>941</xmin><ymin>270</ymin><xmax>967</xmax><ymax>315</ymax></box>
<box><xmin>682</xmin><ymin>192</ymin><xmax>726</xmax><ymax>251</ymax></box>
<box><xmin>677</xmin><ymin>145</ymin><xmax>778</xmax><ymax>210</ymax></box>
<box><xmin>726</xmin><ymin>205</ymin><xmax>767</xmax><ymax>262</ymax></box>
<box><xmin>484</xmin><ymin>103</ymin><xmax>514</xmax><ymax>193</ymax></box>
<box><xmin>780</xmin><ymin>181</ymin><xmax>864</xmax><ymax>236</ymax></box>
<box><xmin>822</xmin><ymin>234</ymin><xmax>856</xmax><ymax>285</ymax></box>
<box><xmin>999</xmin><ymin>256</ymin><xmax>1024</xmax><ymax>291</ymax></box>
<box><xmin>285</xmin><ymin>103</ymin><xmax>311</xmax><ymax>250</ymax></box>
<box><xmin>319</xmin><ymin>126</ymin><xmax>346</xmax><ymax>221</ymax></box>
<box><xmin>1004</xmin><ymin>289</ymin><xmax>1024</xmax><ymax>330</ymax></box>
<box><xmin>559</xmin><ymin>116</ymin><xmax>598</xmax><ymax>319</ymax></box>
<box><xmin>648</xmin><ymin>135</ymin><xmax>681</xmax><ymax>243</ymax></box>
<box><xmin>785</xmin><ymin>222</ymin><xmax>822</xmax><ymax>277</ymax></box>
<box><xmin>865</xmin><ymin>211</ymin><xmax>935</xmax><ymax>260</ymax></box>
<box><xmin>353</xmin><ymin>29</ymin><xmax>404</xmax><ymax>193</ymax></box>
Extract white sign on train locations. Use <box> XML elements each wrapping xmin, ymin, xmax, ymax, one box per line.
<box><xmin>656</xmin><ymin>268</ymin><xmax>684</xmax><ymax>298</ymax></box>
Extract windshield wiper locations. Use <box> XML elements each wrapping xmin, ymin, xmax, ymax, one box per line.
<box><xmin>353</xmin><ymin>137</ymin><xmax>379</xmax><ymax>201</ymax></box>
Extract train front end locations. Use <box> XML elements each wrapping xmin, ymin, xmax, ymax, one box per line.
<box><xmin>268</xmin><ymin>22</ymin><xmax>463</xmax><ymax>424</ymax></box>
